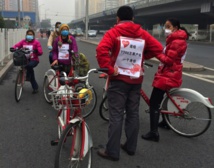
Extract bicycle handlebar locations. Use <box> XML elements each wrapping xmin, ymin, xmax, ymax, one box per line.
<box><xmin>11</xmin><ymin>48</ymin><xmax>31</xmax><ymax>54</ymax></box>
<box><xmin>59</xmin><ymin>68</ymin><xmax>108</xmax><ymax>89</ymax></box>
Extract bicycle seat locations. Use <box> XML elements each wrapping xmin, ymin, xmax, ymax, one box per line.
<box><xmin>51</xmin><ymin>65</ymin><xmax>63</xmax><ymax>71</ymax></box>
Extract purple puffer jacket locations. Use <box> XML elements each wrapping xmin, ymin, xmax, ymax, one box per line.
<box><xmin>13</xmin><ymin>39</ymin><xmax>43</xmax><ymax>62</ymax></box>
<box><xmin>52</xmin><ymin>35</ymin><xmax>78</xmax><ymax>65</ymax></box>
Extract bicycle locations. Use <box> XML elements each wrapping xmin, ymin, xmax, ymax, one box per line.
<box><xmin>50</xmin><ymin>68</ymin><xmax>106</xmax><ymax>168</ymax></box>
<box><xmin>99</xmin><ymin>64</ymin><xmax>214</xmax><ymax>137</ymax></box>
<box><xmin>12</xmin><ymin>48</ymin><xmax>30</xmax><ymax>102</ymax></box>
<box><xmin>43</xmin><ymin>63</ymin><xmax>97</xmax><ymax>118</ymax></box>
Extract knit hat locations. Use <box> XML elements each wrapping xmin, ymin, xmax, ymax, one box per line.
<box><xmin>59</xmin><ymin>24</ymin><xmax>69</xmax><ymax>32</ymax></box>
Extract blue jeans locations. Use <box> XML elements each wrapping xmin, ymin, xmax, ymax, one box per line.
<box><xmin>25</xmin><ymin>60</ymin><xmax>39</xmax><ymax>90</ymax></box>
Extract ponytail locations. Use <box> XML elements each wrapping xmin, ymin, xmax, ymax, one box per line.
<box><xmin>180</xmin><ymin>27</ymin><xmax>191</xmax><ymax>40</ymax></box>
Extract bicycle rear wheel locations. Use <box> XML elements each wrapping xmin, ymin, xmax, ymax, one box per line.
<box><xmin>99</xmin><ymin>96</ymin><xmax>109</xmax><ymax>121</ymax></box>
<box><xmin>55</xmin><ymin>123</ymin><xmax>92</xmax><ymax>168</ymax></box>
<box><xmin>15</xmin><ymin>70</ymin><xmax>24</xmax><ymax>102</ymax></box>
<box><xmin>81</xmin><ymin>88</ymin><xmax>97</xmax><ymax>118</ymax></box>
<box><xmin>164</xmin><ymin>102</ymin><xmax>212</xmax><ymax>137</ymax></box>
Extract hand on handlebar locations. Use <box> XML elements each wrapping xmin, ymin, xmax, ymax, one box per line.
<box><xmin>48</xmin><ymin>46</ymin><xmax>52</xmax><ymax>51</ymax></box>
<box><xmin>51</xmin><ymin>60</ymin><xmax>58</xmax><ymax>66</ymax></box>
<box><xmin>10</xmin><ymin>47</ymin><xmax>15</xmax><ymax>52</ymax></box>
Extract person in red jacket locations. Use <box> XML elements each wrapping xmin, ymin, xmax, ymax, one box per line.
<box><xmin>96</xmin><ymin>6</ymin><xmax>165</xmax><ymax>161</ymax></box>
<box><xmin>11</xmin><ymin>29</ymin><xmax>43</xmax><ymax>94</ymax></box>
<box><xmin>142</xmin><ymin>18</ymin><xmax>189</xmax><ymax>142</ymax></box>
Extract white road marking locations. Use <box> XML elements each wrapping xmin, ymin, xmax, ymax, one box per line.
<box><xmin>183</xmin><ymin>72</ymin><xmax>214</xmax><ymax>84</ymax></box>
<box><xmin>204</xmin><ymin>67</ymin><xmax>214</xmax><ymax>71</ymax></box>
<box><xmin>193</xmin><ymin>74</ymin><xmax>214</xmax><ymax>78</ymax></box>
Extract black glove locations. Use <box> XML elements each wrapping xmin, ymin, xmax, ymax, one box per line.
<box><xmin>10</xmin><ymin>47</ymin><xmax>15</xmax><ymax>52</ymax></box>
<box><xmin>33</xmin><ymin>49</ymin><xmax>38</xmax><ymax>53</ymax></box>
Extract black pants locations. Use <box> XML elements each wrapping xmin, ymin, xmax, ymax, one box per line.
<box><xmin>150</xmin><ymin>87</ymin><xmax>166</xmax><ymax>110</ymax></box>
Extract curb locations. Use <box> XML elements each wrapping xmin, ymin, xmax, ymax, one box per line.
<box><xmin>0</xmin><ymin>59</ymin><xmax>14</xmax><ymax>83</ymax></box>
<box><xmin>80</xmin><ymin>39</ymin><xmax>205</xmax><ymax>72</ymax></box>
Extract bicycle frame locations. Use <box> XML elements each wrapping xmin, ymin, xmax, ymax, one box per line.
<box><xmin>101</xmin><ymin>73</ymin><xmax>214</xmax><ymax>117</ymax></box>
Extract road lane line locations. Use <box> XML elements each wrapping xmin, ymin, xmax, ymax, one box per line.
<box><xmin>193</xmin><ymin>74</ymin><xmax>214</xmax><ymax>78</ymax></box>
<box><xmin>204</xmin><ymin>67</ymin><xmax>214</xmax><ymax>71</ymax></box>
<box><xmin>183</xmin><ymin>72</ymin><xmax>214</xmax><ymax>84</ymax></box>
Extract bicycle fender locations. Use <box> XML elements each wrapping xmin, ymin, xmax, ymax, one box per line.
<box><xmin>161</xmin><ymin>88</ymin><xmax>214</xmax><ymax>111</ymax></box>
<box><xmin>83</xmin><ymin>123</ymin><xmax>93</xmax><ymax>157</ymax></box>
<box><xmin>44</xmin><ymin>69</ymin><xmax>56</xmax><ymax>77</ymax></box>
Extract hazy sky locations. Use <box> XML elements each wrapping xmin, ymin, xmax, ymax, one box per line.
<box><xmin>38</xmin><ymin>0</ymin><xmax>75</xmax><ymax>26</ymax></box>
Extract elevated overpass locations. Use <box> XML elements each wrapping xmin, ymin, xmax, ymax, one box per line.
<box><xmin>70</xmin><ymin>0</ymin><xmax>214</xmax><ymax>30</ymax></box>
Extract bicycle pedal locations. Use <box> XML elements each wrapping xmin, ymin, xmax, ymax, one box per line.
<box><xmin>51</xmin><ymin>140</ymin><xmax>59</xmax><ymax>146</ymax></box>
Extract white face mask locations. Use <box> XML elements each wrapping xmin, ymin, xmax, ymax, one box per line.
<box><xmin>165</xmin><ymin>29</ymin><xmax>172</xmax><ymax>36</ymax></box>
<box><xmin>56</xmin><ymin>28</ymin><xmax>59</xmax><ymax>32</ymax></box>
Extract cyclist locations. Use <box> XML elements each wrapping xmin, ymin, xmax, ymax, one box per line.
<box><xmin>10</xmin><ymin>29</ymin><xmax>43</xmax><ymax>94</ymax></box>
<box><xmin>51</xmin><ymin>23</ymin><xmax>78</xmax><ymax>75</ymax></box>
<box><xmin>47</xmin><ymin>21</ymin><xmax>61</xmax><ymax>64</ymax></box>
<box><xmin>96</xmin><ymin>6</ymin><xmax>165</xmax><ymax>161</ymax></box>
<box><xmin>142</xmin><ymin>18</ymin><xmax>189</xmax><ymax>142</ymax></box>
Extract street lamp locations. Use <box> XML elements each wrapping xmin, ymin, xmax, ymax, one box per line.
<box><xmin>85</xmin><ymin>0</ymin><xmax>89</xmax><ymax>39</ymax></box>
<box><xmin>45</xmin><ymin>9</ymin><xmax>49</xmax><ymax>20</ymax></box>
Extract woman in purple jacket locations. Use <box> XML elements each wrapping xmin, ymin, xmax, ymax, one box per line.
<box><xmin>51</xmin><ymin>24</ymin><xmax>78</xmax><ymax>75</ymax></box>
<box><xmin>11</xmin><ymin>29</ymin><xmax>43</xmax><ymax>94</ymax></box>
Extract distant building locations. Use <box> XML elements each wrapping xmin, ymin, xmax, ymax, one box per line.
<box><xmin>75</xmin><ymin>0</ymin><xmax>85</xmax><ymax>19</ymax></box>
<box><xmin>3</xmin><ymin>0</ymin><xmax>18</xmax><ymax>11</ymax></box>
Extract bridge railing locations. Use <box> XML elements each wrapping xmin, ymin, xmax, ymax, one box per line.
<box><xmin>0</xmin><ymin>29</ymin><xmax>26</xmax><ymax>66</ymax></box>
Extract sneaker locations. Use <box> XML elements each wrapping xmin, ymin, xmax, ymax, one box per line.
<box><xmin>99</xmin><ymin>73</ymin><xmax>108</xmax><ymax>78</ymax></box>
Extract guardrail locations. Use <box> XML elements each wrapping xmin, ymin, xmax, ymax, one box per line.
<box><xmin>0</xmin><ymin>29</ymin><xmax>26</xmax><ymax>66</ymax></box>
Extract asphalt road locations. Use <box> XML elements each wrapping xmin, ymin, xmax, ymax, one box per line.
<box><xmin>0</xmin><ymin>38</ymin><xmax>214</xmax><ymax>168</ymax></box>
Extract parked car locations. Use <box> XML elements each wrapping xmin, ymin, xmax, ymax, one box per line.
<box><xmin>88</xmin><ymin>30</ymin><xmax>98</xmax><ymax>37</ymax></box>
<box><xmin>189</xmin><ymin>30</ymin><xmax>208</xmax><ymax>41</ymax></box>
<box><xmin>70</xmin><ymin>29</ymin><xmax>77</xmax><ymax>36</ymax></box>
<box><xmin>76</xmin><ymin>28</ymin><xmax>84</xmax><ymax>36</ymax></box>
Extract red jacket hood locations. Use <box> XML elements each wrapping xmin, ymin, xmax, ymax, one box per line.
<box><xmin>114</xmin><ymin>21</ymin><xmax>143</xmax><ymax>38</ymax></box>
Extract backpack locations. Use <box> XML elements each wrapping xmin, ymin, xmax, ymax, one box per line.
<box><xmin>74</xmin><ymin>53</ymin><xmax>90</xmax><ymax>77</ymax></box>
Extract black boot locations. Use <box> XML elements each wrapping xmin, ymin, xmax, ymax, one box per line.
<box><xmin>142</xmin><ymin>108</ymin><xmax>160</xmax><ymax>142</ymax></box>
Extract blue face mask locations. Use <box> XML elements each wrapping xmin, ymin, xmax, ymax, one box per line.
<box><xmin>61</xmin><ymin>30</ymin><xmax>69</xmax><ymax>36</ymax></box>
<box><xmin>26</xmin><ymin>35</ymin><xmax>34</xmax><ymax>41</ymax></box>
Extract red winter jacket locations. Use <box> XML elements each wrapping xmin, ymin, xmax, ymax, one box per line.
<box><xmin>96</xmin><ymin>21</ymin><xmax>164</xmax><ymax>84</ymax></box>
<box><xmin>152</xmin><ymin>29</ymin><xmax>187</xmax><ymax>90</ymax></box>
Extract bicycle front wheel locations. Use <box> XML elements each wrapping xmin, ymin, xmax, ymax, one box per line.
<box><xmin>81</xmin><ymin>88</ymin><xmax>97</xmax><ymax>118</ymax></box>
<box><xmin>55</xmin><ymin>123</ymin><xmax>92</xmax><ymax>168</ymax></box>
<box><xmin>15</xmin><ymin>70</ymin><xmax>24</xmax><ymax>102</ymax></box>
<box><xmin>164</xmin><ymin>102</ymin><xmax>212</xmax><ymax>137</ymax></box>
<box><xmin>43</xmin><ymin>72</ymin><xmax>57</xmax><ymax>103</ymax></box>
<box><xmin>99</xmin><ymin>96</ymin><xmax>109</xmax><ymax>121</ymax></box>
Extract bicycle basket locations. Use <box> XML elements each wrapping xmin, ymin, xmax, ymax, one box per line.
<box><xmin>13</xmin><ymin>51</ymin><xmax>28</xmax><ymax>66</ymax></box>
<box><xmin>49</xmin><ymin>87</ymin><xmax>93</xmax><ymax>110</ymax></box>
